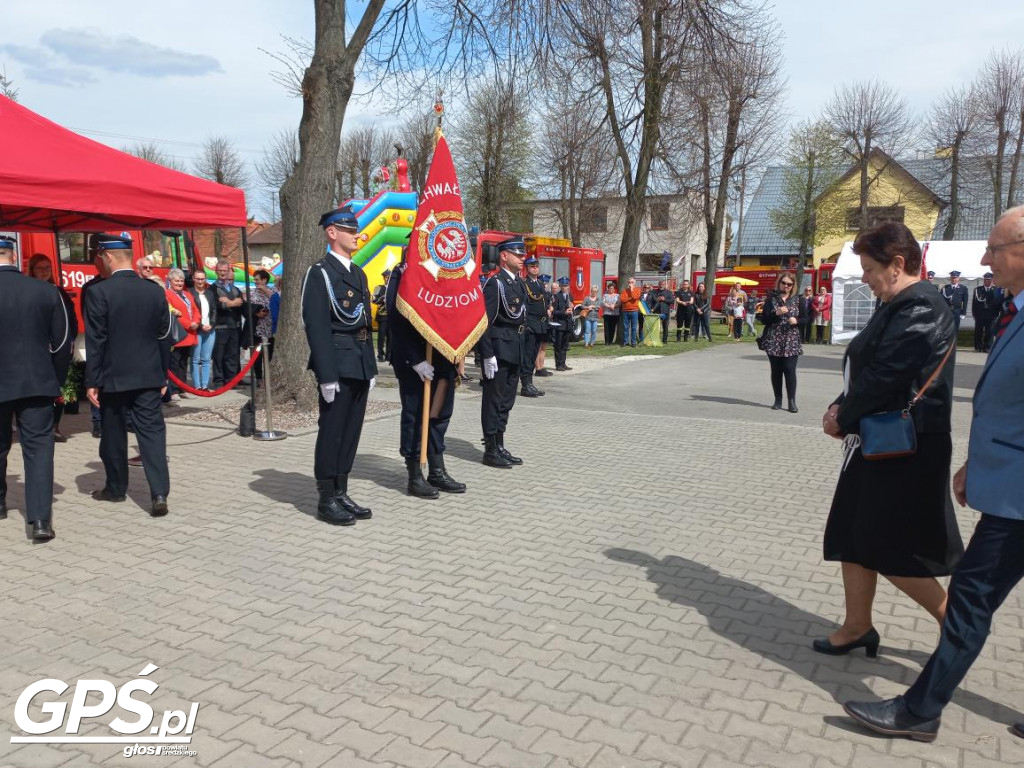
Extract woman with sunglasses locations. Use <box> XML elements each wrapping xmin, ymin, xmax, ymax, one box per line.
<box><xmin>761</xmin><ymin>271</ymin><xmax>802</xmax><ymax>411</ymax></box>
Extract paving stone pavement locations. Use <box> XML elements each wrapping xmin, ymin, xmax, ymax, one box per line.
<box><xmin>1</xmin><ymin>342</ymin><xmax>1021</xmax><ymax>768</ymax></box>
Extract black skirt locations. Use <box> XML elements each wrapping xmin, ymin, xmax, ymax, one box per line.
<box><xmin>823</xmin><ymin>432</ymin><xmax>964</xmax><ymax>577</ymax></box>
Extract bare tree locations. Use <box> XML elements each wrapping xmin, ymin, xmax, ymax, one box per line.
<box><xmin>273</xmin><ymin>0</ymin><xmax>518</xmax><ymax>406</ymax></box>
<box><xmin>824</xmin><ymin>80</ymin><xmax>915</xmax><ymax>231</ymax></box>
<box><xmin>927</xmin><ymin>85</ymin><xmax>978</xmax><ymax>239</ymax></box>
<box><xmin>194</xmin><ymin>136</ymin><xmax>249</xmax><ymax>259</ymax></box>
<box><xmin>337</xmin><ymin>125</ymin><xmax>397</xmax><ymax>200</ymax></box>
<box><xmin>256</xmin><ymin>127</ymin><xmax>299</xmax><ymax>191</ymax></box>
<box><xmin>450</xmin><ymin>70</ymin><xmax>533</xmax><ymax>230</ymax></box>
<box><xmin>769</xmin><ymin>119</ymin><xmax>845</xmax><ymax>263</ymax></box>
<box><xmin>972</xmin><ymin>48</ymin><xmax>1024</xmax><ymax>216</ymax></box>
<box><xmin>397</xmin><ymin>107</ymin><xmax>438</xmax><ymax>194</ymax></box>
<box><xmin>123</xmin><ymin>141</ymin><xmax>187</xmax><ymax>173</ymax></box>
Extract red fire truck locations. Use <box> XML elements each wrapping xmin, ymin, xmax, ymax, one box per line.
<box><xmin>694</xmin><ymin>264</ymin><xmax>836</xmax><ymax>312</ymax></box>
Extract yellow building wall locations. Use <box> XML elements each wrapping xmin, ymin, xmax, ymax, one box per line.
<box><xmin>812</xmin><ymin>157</ymin><xmax>942</xmax><ymax>266</ymax></box>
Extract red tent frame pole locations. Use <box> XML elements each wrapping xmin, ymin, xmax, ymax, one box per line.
<box><xmin>241</xmin><ymin>226</ymin><xmax>256</xmax><ymax>410</ymax></box>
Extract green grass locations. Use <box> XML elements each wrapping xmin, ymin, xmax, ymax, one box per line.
<box><xmin>562</xmin><ymin>318</ymin><xmax>761</xmax><ymax>357</ymax></box>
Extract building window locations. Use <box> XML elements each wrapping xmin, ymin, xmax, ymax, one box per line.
<box><xmin>638</xmin><ymin>252</ymin><xmax>663</xmax><ymax>271</ymax></box>
<box><xmin>649</xmin><ymin>202</ymin><xmax>669</xmax><ymax>230</ymax></box>
<box><xmin>580</xmin><ymin>205</ymin><xmax>607</xmax><ymax>233</ymax></box>
<box><xmin>507</xmin><ymin>208</ymin><xmax>534</xmax><ymax>233</ymax></box>
<box><xmin>845</xmin><ymin>205</ymin><xmax>905</xmax><ymax>232</ymax></box>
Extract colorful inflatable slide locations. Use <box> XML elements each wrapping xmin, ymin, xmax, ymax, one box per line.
<box><xmin>345</xmin><ymin>190</ymin><xmax>418</xmax><ymax>293</ymax></box>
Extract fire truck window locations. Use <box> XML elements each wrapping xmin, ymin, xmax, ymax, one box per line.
<box><xmin>539</xmin><ymin>258</ymin><xmax>555</xmax><ymax>280</ymax></box>
<box><xmin>553</xmin><ymin>259</ymin><xmax>569</xmax><ymax>284</ymax></box>
<box><xmin>590</xmin><ymin>262</ymin><xmax>602</xmax><ymax>293</ymax></box>
<box><xmin>57</xmin><ymin>233</ymin><xmax>88</xmax><ymax>264</ymax></box>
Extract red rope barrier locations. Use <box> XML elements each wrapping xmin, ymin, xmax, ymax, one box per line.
<box><xmin>167</xmin><ymin>346</ymin><xmax>262</xmax><ymax>397</ymax></box>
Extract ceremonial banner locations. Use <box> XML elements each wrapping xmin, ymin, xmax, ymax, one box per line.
<box><xmin>396</xmin><ymin>133</ymin><xmax>487</xmax><ymax>361</ymax></box>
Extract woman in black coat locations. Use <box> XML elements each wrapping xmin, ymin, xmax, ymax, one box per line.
<box><xmin>816</xmin><ymin>222</ymin><xmax>963</xmax><ymax>658</ymax></box>
<box><xmin>761</xmin><ymin>272</ymin><xmax>802</xmax><ymax>412</ymax></box>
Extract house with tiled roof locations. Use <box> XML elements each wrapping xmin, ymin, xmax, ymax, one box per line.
<box><xmin>732</xmin><ymin>149</ymin><xmax>1013</xmax><ymax>268</ymax></box>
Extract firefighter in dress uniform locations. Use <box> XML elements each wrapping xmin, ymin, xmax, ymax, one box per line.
<box><xmin>520</xmin><ymin>256</ymin><xmax>547</xmax><ymax>397</ymax></box>
<box><xmin>373</xmin><ymin>268</ymin><xmax>391</xmax><ymax>363</ymax></box>
<box><xmin>387</xmin><ymin>258</ymin><xmax>467</xmax><ymax>498</ymax></box>
<box><xmin>551</xmin><ymin>276</ymin><xmax>574</xmax><ymax>371</ymax></box>
<box><xmin>0</xmin><ymin>236</ymin><xmax>72</xmax><ymax>541</ymax></box>
<box><xmin>940</xmin><ymin>270</ymin><xmax>969</xmax><ymax>336</ymax></box>
<box><xmin>479</xmin><ymin>238</ymin><xmax>528</xmax><ymax>468</ymax></box>
<box><xmin>301</xmin><ymin>206</ymin><xmax>378</xmax><ymax>526</ymax></box>
<box><xmin>971</xmin><ymin>271</ymin><xmax>999</xmax><ymax>352</ymax></box>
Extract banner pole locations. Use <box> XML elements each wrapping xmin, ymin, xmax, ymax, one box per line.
<box><xmin>419</xmin><ymin>345</ymin><xmax>433</xmax><ymax>469</ymax></box>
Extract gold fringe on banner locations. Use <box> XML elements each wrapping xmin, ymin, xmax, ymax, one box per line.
<box><xmin>396</xmin><ymin>293</ymin><xmax>488</xmax><ymax>363</ymax></box>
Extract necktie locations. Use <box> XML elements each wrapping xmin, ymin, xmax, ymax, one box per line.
<box><xmin>994</xmin><ymin>300</ymin><xmax>1018</xmax><ymax>340</ymax></box>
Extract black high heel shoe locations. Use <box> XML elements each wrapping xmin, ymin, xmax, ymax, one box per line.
<box><xmin>812</xmin><ymin>628</ymin><xmax>880</xmax><ymax>658</ymax></box>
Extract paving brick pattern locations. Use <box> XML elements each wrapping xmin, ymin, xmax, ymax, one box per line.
<box><xmin>1</xmin><ymin>343</ymin><xmax>1021</xmax><ymax>767</ymax></box>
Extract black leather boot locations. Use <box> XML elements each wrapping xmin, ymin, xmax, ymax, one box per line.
<box><xmin>0</xmin><ymin>497</ymin><xmax>6</xmax><ymax>519</ymax></box>
<box><xmin>317</xmin><ymin>481</ymin><xmax>356</xmax><ymax>525</ymax></box>
<box><xmin>496</xmin><ymin>432</ymin><xmax>523</xmax><ymax>465</ymax></box>
<box><xmin>335</xmin><ymin>475</ymin><xmax>372</xmax><ymax>519</ymax></box>
<box><xmin>520</xmin><ymin>374</ymin><xmax>545</xmax><ymax>397</ymax></box>
<box><xmin>788</xmin><ymin>398</ymin><xmax>799</xmax><ymax>413</ymax></box>
<box><xmin>482</xmin><ymin>434</ymin><xmax>512</xmax><ymax>468</ymax></box>
<box><xmin>406</xmin><ymin>457</ymin><xmax>439</xmax><ymax>499</ymax></box>
<box><xmin>427</xmin><ymin>454</ymin><xmax>466</xmax><ymax>493</ymax></box>
<box><xmin>676</xmin><ymin>330</ymin><xmax>681</xmax><ymax>342</ymax></box>
<box><xmin>771</xmin><ymin>398</ymin><xmax>782</xmax><ymax>410</ymax></box>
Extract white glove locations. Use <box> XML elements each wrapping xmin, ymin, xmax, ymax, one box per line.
<box><xmin>320</xmin><ymin>382</ymin><xmax>339</xmax><ymax>403</ymax></box>
<box><xmin>413</xmin><ymin>360</ymin><xmax>435</xmax><ymax>382</ymax></box>
<box><xmin>483</xmin><ymin>357</ymin><xmax>498</xmax><ymax>380</ymax></box>
<box><xmin>369</xmin><ymin>377</ymin><xmax>376</xmax><ymax>390</ymax></box>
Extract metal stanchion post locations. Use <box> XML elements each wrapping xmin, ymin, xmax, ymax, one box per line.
<box><xmin>254</xmin><ymin>337</ymin><xmax>287</xmax><ymax>441</ymax></box>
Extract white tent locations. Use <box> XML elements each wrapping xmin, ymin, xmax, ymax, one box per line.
<box><xmin>831</xmin><ymin>240</ymin><xmax>988</xmax><ymax>342</ymax></box>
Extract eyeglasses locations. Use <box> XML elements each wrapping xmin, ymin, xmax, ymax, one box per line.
<box><xmin>780</xmin><ymin>281</ymin><xmax>793</xmax><ymax>287</ymax></box>
<box><xmin>139</xmin><ymin>266</ymin><xmax>153</xmax><ymax>271</ymax></box>
<box><xmin>984</xmin><ymin>238</ymin><xmax>1024</xmax><ymax>256</ymax></box>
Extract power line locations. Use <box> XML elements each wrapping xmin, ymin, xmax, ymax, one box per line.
<box><xmin>69</xmin><ymin>126</ymin><xmax>264</xmax><ymax>155</ymax></box>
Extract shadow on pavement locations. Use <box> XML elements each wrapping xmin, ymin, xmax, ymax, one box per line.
<box><xmin>249</xmin><ymin>468</ymin><xmax>316</xmax><ymax>518</ymax></box>
<box><xmin>352</xmin><ymin>453</ymin><xmax>409</xmax><ymax>493</ymax></box>
<box><xmin>442</xmin><ymin>436</ymin><xmax>484</xmax><ymax>465</ymax></box>
<box><xmin>689</xmin><ymin>394</ymin><xmax>772</xmax><ymax>409</ymax></box>
<box><xmin>604</xmin><ymin>548</ymin><xmax>1021</xmax><ymax>727</ymax></box>
<box><xmin>72</xmin><ymin>461</ymin><xmax>153</xmax><ymax>513</ymax></box>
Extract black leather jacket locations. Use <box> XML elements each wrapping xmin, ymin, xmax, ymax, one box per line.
<box><xmin>833</xmin><ymin>281</ymin><xmax>956</xmax><ymax>435</ymax></box>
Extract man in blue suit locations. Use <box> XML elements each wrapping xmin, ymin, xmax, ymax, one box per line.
<box><xmin>843</xmin><ymin>206</ymin><xmax>1024</xmax><ymax>742</ymax></box>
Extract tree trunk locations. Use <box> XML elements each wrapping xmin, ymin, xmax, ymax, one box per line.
<box><xmin>704</xmin><ymin>92</ymin><xmax>742</xmax><ymax>293</ymax></box>
<box><xmin>797</xmin><ymin>153</ymin><xmax>815</xmax><ymax>260</ymax></box>
<box><xmin>943</xmin><ymin>140</ymin><xmax>961</xmax><ymax>240</ymax></box>
<box><xmin>276</xmin><ymin>0</ymin><xmax>382</xmax><ymax>408</ymax></box>
<box><xmin>859</xmin><ymin>137</ymin><xmax>871</xmax><ymax>230</ymax></box>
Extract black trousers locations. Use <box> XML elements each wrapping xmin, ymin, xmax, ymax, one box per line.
<box><xmin>169</xmin><ymin>346</ymin><xmax>192</xmax><ymax>389</ymax></box>
<box><xmin>904</xmin><ymin>514</ymin><xmax>1024</xmax><ymax>719</ymax></box>
<box><xmin>376</xmin><ymin>318</ymin><xmax>390</xmax><ymax>360</ymax></box>
<box><xmin>974</xmin><ymin>317</ymin><xmax>994</xmax><ymax>351</ymax></box>
<box><xmin>99</xmin><ymin>388</ymin><xmax>169</xmax><ymax>498</ymax></box>
<box><xmin>212</xmin><ymin>327</ymin><xmax>241</xmax><ymax>386</ymax></box>
<box><xmin>395</xmin><ymin>365</ymin><xmax>455</xmax><ymax>458</ymax></box>
<box><xmin>554</xmin><ymin>327</ymin><xmax>572</xmax><ymax>368</ymax></box>
<box><xmin>0</xmin><ymin>396</ymin><xmax>55</xmax><ymax>524</ymax></box>
<box><xmin>733</xmin><ymin>318</ymin><xmax>744</xmax><ymax>339</ymax></box>
<box><xmin>801</xmin><ymin>322</ymin><xmax>813</xmax><ymax>343</ymax></box>
<box><xmin>481</xmin><ymin>360</ymin><xmax>519</xmax><ymax>436</ymax></box>
<box><xmin>604</xmin><ymin>315</ymin><xmax>618</xmax><ymax>345</ymax></box>
<box><xmin>951</xmin><ymin>313</ymin><xmax>963</xmax><ymax>337</ymax></box>
<box><xmin>660</xmin><ymin>315</ymin><xmax>671</xmax><ymax>344</ymax></box>
<box><xmin>314</xmin><ymin>378</ymin><xmax>369</xmax><ymax>482</ymax></box>
<box><xmin>768</xmin><ymin>355</ymin><xmax>798</xmax><ymax>400</ymax></box>
<box><xmin>677</xmin><ymin>309</ymin><xmax>694</xmax><ymax>339</ymax></box>
<box><xmin>521</xmin><ymin>331</ymin><xmax>543</xmax><ymax>385</ymax></box>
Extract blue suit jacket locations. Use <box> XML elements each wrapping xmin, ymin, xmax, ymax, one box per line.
<box><xmin>967</xmin><ymin>304</ymin><xmax>1024</xmax><ymax>519</ymax></box>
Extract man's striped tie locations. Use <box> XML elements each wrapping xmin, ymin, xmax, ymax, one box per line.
<box><xmin>994</xmin><ymin>299</ymin><xmax>1018</xmax><ymax>340</ymax></box>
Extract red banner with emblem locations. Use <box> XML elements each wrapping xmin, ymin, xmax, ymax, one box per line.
<box><xmin>396</xmin><ymin>133</ymin><xmax>487</xmax><ymax>362</ymax></box>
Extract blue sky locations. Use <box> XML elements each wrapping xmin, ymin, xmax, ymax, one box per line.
<box><xmin>2</xmin><ymin>0</ymin><xmax>1024</xmax><ymax>218</ymax></box>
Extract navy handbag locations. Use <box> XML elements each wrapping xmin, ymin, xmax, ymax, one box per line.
<box><xmin>859</xmin><ymin>344</ymin><xmax>954</xmax><ymax>461</ymax></box>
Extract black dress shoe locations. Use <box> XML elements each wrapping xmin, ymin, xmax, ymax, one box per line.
<box><xmin>771</xmin><ymin>400</ymin><xmax>782</xmax><ymax>410</ymax></box>
<box><xmin>0</xmin><ymin>499</ymin><xmax>6</xmax><ymax>519</ymax></box>
<box><xmin>843</xmin><ymin>697</ymin><xmax>940</xmax><ymax>742</ymax></box>
<box><xmin>54</xmin><ymin>429</ymin><xmax>68</xmax><ymax>443</ymax></box>
<box><xmin>91</xmin><ymin>488</ymin><xmax>126</xmax><ymax>503</ymax></box>
<box><xmin>1011</xmin><ymin>722</ymin><xmax>1024</xmax><ymax>739</ymax></box>
<box><xmin>30</xmin><ymin>521</ymin><xmax>55</xmax><ymax>541</ymax></box>
<box><xmin>812</xmin><ymin>627</ymin><xmax>880</xmax><ymax>657</ymax></box>
<box><xmin>150</xmin><ymin>496</ymin><xmax>169</xmax><ymax>517</ymax></box>
<box><xmin>427</xmin><ymin>455</ymin><xmax>466</xmax><ymax>493</ymax></box>
<box><xmin>534</xmin><ymin>368</ymin><xmax>553</xmax><ymax>377</ymax></box>
<box><xmin>91</xmin><ymin>425</ymin><xmax>102</xmax><ymax>438</ymax></box>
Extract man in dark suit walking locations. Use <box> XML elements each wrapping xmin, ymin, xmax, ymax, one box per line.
<box><xmin>84</xmin><ymin>233</ymin><xmax>172</xmax><ymax>517</ymax></box>
<box><xmin>0</xmin><ymin>236</ymin><xmax>72</xmax><ymax>541</ymax></box>
<box><xmin>301</xmin><ymin>206</ymin><xmax>378</xmax><ymax>526</ymax></box>
<box><xmin>843</xmin><ymin>206</ymin><xmax>1024</xmax><ymax>742</ymax></box>
<box><xmin>478</xmin><ymin>238</ymin><xmax>528</xmax><ymax>468</ymax></box>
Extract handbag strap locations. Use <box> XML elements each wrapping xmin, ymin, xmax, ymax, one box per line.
<box><xmin>907</xmin><ymin>342</ymin><xmax>955</xmax><ymax>411</ymax></box>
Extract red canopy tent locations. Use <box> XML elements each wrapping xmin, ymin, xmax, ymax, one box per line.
<box><xmin>0</xmin><ymin>95</ymin><xmax>246</xmax><ymax>231</ymax></box>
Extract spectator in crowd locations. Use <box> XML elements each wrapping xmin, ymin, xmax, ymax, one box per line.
<box><xmin>731</xmin><ymin>296</ymin><xmax>745</xmax><ymax>339</ymax></box>
<box><xmin>552</xmin><ymin>276</ymin><xmax>574</xmax><ymax>370</ymax></box>
<box><xmin>691</xmin><ymin>282</ymin><xmax>712</xmax><ymax>341</ymax></box>
<box><xmin>188</xmin><ymin>270</ymin><xmax>217</xmax><ymax>391</ymax></box>
<box><xmin>743</xmin><ymin>290</ymin><xmax>760</xmax><ymax>338</ymax></box>
<box><xmin>799</xmin><ymin>285</ymin><xmax>815</xmax><ymax>343</ymax></box>
<box><xmin>675</xmin><ymin>279</ymin><xmax>695</xmax><ymax>341</ymax></box>
<box><xmin>27</xmin><ymin>254</ymin><xmax>78</xmax><ymax>443</ymax></box>
<box><xmin>761</xmin><ymin>271</ymin><xmax>802</xmax><ymax>412</ymax></box>
<box><xmin>135</xmin><ymin>256</ymin><xmax>163</xmax><ymax>286</ymax></box>
<box><xmin>581</xmin><ymin>285</ymin><xmax>601</xmax><ymax>348</ymax></box>
<box><xmin>372</xmin><ymin>269</ymin><xmax>391</xmax><ymax>363</ymax></box>
<box><xmin>602</xmin><ymin>281</ymin><xmax>619</xmax><ymax>345</ymax></box>
<box><xmin>249</xmin><ymin>268</ymin><xmax>276</xmax><ymax>387</ymax></box>
<box><xmin>812</xmin><ymin>286</ymin><xmax>832</xmax><ymax>344</ymax></box>
<box><xmin>817</xmin><ymin>221</ymin><xmax>961</xmax><ymax>676</ymax></box>
<box><xmin>723</xmin><ymin>287</ymin><xmax>738</xmax><ymax>328</ymax></box>
<box><xmin>651</xmin><ymin>279</ymin><xmax>674</xmax><ymax>344</ymax></box>
<box><xmin>165</xmin><ymin>269</ymin><xmax>199</xmax><ymax>398</ymax></box>
<box><xmin>619</xmin><ymin>277</ymin><xmax>642</xmax><ymax>347</ymax></box>
<box><xmin>211</xmin><ymin>260</ymin><xmax>244</xmax><ymax>388</ymax></box>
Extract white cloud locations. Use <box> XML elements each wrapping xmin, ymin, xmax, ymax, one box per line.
<box><xmin>23</xmin><ymin>66</ymin><xmax>95</xmax><ymax>87</ymax></box>
<box><xmin>39</xmin><ymin>27</ymin><xmax>222</xmax><ymax>77</ymax></box>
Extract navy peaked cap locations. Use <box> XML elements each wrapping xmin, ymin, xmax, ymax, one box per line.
<box><xmin>497</xmin><ymin>238</ymin><xmax>526</xmax><ymax>255</ymax></box>
<box><xmin>0</xmin><ymin>236</ymin><xmax>15</xmax><ymax>250</ymax></box>
<box><xmin>93</xmin><ymin>233</ymin><xmax>133</xmax><ymax>251</ymax></box>
<box><xmin>557</xmin><ymin>276</ymin><xmax>570</xmax><ymax>286</ymax></box>
<box><xmin>319</xmin><ymin>205</ymin><xmax>359</xmax><ymax>230</ymax></box>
